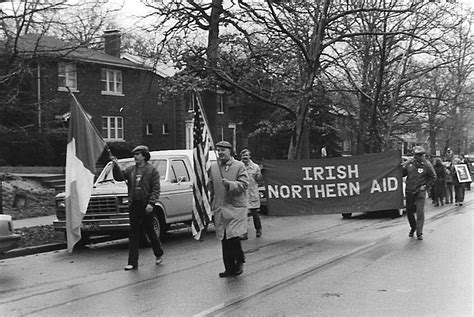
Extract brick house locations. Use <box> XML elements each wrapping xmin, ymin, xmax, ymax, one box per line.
<box><xmin>6</xmin><ymin>31</ymin><xmax>180</xmax><ymax>154</ymax></box>
<box><xmin>5</xmin><ymin>31</ymin><xmax>242</xmax><ymax>156</ymax></box>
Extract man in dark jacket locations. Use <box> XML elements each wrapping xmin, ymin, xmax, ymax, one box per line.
<box><xmin>112</xmin><ymin>145</ymin><xmax>163</xmax><ymax>270</ymax></box>
<box><xmin>402</xmin><ymin>146</ymin><xmax>436</xmax><ymax>240</ymax></box>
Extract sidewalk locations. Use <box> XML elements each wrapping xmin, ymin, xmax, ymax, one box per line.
<box><xmin>12</xmin><ymin>215</ymin><xmax>57</xmax><ymax>229</ymax></box>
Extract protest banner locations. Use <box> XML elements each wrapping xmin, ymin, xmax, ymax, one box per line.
<box><xmin>263</xmin><ymin>151</ymin><xmax>403</xmax><ymax>216</ymax></box>
<box><xmin>453</xmin><ymin>164</ymin><xmax>472</xmax><ymax>183</ymax></box>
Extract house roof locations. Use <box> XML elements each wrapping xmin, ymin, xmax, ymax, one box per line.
<box><xmin>121</xmin><ymin>53</ymin><xmax>177</xmax><ymax>77</ymax></box>
<box><xmin>11</xmin><ymin>33</ymin><xmax>150</xmax><ymax>70</ymax></box>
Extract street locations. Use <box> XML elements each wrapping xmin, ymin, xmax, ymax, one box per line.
<box><xmin>1</xmin><ymin>192</ymin><xmax>472</xmax><ymax>316</ymax></box>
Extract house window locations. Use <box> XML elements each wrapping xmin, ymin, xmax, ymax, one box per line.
<box><xmin>162</xmin><ymin>124</ymin><xmax>169</xmax><ymax>135</ymax></box>
<box><xmin>58</xmin><ymin>62</ymin><xmax>77</xmax><ymax>91</ymax></box>
<box><xmin>101</xmin><ymin>69</ymin><xmax>123</xmax><ymax>95</ymax></box>
<box><xmin>343</xmin><ymin>140</ymin><xmax>351</xmax><ymax>152</ymax></box>
<box><xmin>146</xmin><ymin>124</ymin><xmax>152</xmax><ymax>136</ymax></box>
<box><xmin>188</xmin><ymin>92</ymin><xmax>197</xmax><ymax>112</ymax></box>
<box><xmin>102</xmin><ymin>116</ymin><xmax>124</xmax><ymax>141</ymax></box>
<box><xmin>217</xmin><ymin>93</ymin><xmax>224</xmax><ymax>114</ymax></box>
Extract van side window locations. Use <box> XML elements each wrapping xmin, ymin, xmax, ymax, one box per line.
<box><xmin>149</xmin><ymin>159</ymin><xmax>167</xmax><ymax>180</ymax></box>
<box><xmin>170</xmin><ymin>160</ymin><xmax>190</xmax><ymax>183</ymax></box>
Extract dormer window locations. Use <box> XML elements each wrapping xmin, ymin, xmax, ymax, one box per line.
<box><xmin>101</xmin><ymin>68</ymin><xmax>123</xmax><ymax>95</ymax></box>
<box><xmin>58</xmin><ymin>62</ymin><xmax>77</xmax><ymax>91</ymax></box>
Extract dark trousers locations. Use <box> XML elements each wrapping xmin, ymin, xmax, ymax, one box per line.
<box><xmin>406</xmin><ymin>192</ymin><xmax>425</xmax><ymax>236</ymax></box>
<box><xmin>222</xmin><ymin>232</ymin><xmax>245</xmax><ymax>273</ymax></box>
<box><xmin>250</xmin><ymin>208</ymin><xmax>262</xmax><ymax>230</ymax></box>
<box><xmin>128</xmin><ymin>200</ymin><xmax>163</xmax><ymax>267</ymax></box>
<box><xmin>454</xmin><ymin>184</ymin><xmax>465</xmax><ymax>203</ymax></box>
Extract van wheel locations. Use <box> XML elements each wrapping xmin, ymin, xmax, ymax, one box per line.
<box><xmin>394</xmin><ymin>208</ymin><xmax>404</xmax><ymax>217</ymax></box>
<box><xmin>153</xmin><ymin>209</ymin><xmax>168</xmax><ymax>239</ymax></box>
<box><xmin>72</xmin><ymin>232</ymin><xmax>91</xmax><ymax>249</ymax></box>
<box><xmin>342</xmin><ymin>213</ymin><xmax>352</xmax><ymax>219</ymax></box>
<box><xmin>139</xmin><ymin>209</ymin><xmax>168</xmax><ymax>247</ymax></box>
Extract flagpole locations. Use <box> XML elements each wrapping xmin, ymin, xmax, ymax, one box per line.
<box><xmin>67</xmin><ymin>88</ymin><xmax>113</xmax><ymax>159</ymax></box>
<box><xmin>193</xmin><ymin>89</ymin><xmax>215</xmax><ymax>148</ymax></box>
<box><xmin>193</xmin><ymin>89</ymin><xmax>224</xmax><ymax>180</ymax></box>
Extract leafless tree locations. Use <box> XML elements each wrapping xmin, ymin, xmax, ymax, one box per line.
<box><xmin>140</xmin><ymin>0</ymin><xmax>473</xmax><ymax>158</ymax></box>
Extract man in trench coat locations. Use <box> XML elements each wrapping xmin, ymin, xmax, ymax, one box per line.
<box><xmin>210</xmin><ymin>141</ymin><xmax>249</xmax><ymax>277</ymax></box>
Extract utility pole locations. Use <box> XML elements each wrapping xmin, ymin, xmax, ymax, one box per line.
<box><xmin>37</xmin><ymin>64</ymin><xmax>42</xmax><ymax>133</ymax></box>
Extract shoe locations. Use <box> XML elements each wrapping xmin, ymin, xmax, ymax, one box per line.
<box><xmin>234</xmin><ymin>266</ymin><xmax>243</xmax><ymax>276</ymax></box>
<box><xmin>256</xmin><ymin>229</ymin><xmax>262</xmax><ymax>238</ymax></box>
<box><xmin>155</xmin><ymin>257</ymin><xmax>163</xmax><ymax>265</ymax></box>
<box><xmin>219</xmin><ymin>271</ymin><xmax>233</xmax><ymax>278</ymax></box>
<box><xmin>409</xmin><ymin>230</ymin><xmax>415</xmax><ymax>237</ymax></box>
<box><xmin>124</xmin><ymin>265</ymin><xmax>137</xmax><ymax>271</ymax></box>
<box><xmin>417</xmin><ymin>234</ymin><xmax>423</xmax><ymax>240</ymax></box>
<box><xmin>240</xmin><ymin>233</ymin><xmax>248</xmax><ymax>240</ymax></box>
<box><xmin>459</xmin><ymin>202</ymin><xmax>463</xmax><ymax>206</ymax></box>
<box><xmin>434</xmin><ymin>203</ymin><xmax>439</xmax><ymax>207</ymax></box>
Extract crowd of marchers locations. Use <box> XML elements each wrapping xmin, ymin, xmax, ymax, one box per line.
<box><xmin>110</xmin><ymin>142</ymin><xmax>263</xmax><ymax>277</ymax></box>
<box><xmin>402</xmin><ymin>146</ymin><xmax>472</xmax><ymax>241</ymax></box>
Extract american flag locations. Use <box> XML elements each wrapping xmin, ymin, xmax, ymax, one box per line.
<box><xmin>191</xmin><ymin>94</ymin><xmax>213</xmax><ymax>240</ymax></box>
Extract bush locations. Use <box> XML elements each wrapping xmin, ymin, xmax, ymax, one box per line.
<box><xmin>0</xmin><ymin>128</ymin><xmax>67</xmax><ymax>166</ymax></box>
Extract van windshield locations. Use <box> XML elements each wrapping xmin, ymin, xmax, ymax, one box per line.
<box><xmin>96</xmin><ymin>159</ymin><xmax>167</xmax><ymax>184</ymax></box>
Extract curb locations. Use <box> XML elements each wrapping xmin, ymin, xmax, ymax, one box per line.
<box><xmin>0</xmin><ymin>235</ymin><xmax>127</xmax><ymax>260</ymax></box>
<box><xmin>0</xmin><ymin>242</ymin><xmax>66</xmax><ymax>260</ymax></box>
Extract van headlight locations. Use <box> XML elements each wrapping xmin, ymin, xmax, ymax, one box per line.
<box><xmin>118</xmin><ymin>197</ymin><xmax>129</xmax><ymax>205</ymax></box>
<box><xmin>56</xmin><ymin>198</ymin><xmax>66</xmax><ymax>209</ymax></box>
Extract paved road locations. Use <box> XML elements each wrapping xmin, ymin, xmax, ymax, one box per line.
<box><xmin>1</xmin><ymin>191</ymin><xmax>472</xmax><ymax>316</ymax></box>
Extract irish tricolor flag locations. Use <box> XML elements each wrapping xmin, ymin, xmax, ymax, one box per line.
<box><xmin>66</xmin><ymin>94</ymin><xmax>106</xmax><ymax>252</ymax></box>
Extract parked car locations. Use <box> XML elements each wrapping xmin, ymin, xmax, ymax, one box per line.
<box><xmin>54</xmin><ymin>149</ymin><xmax>216</xmax><ymax>244</ymax></box>
<box><xmin>0</xmin><ymin>214</ymin><xmax>21</xmax><ymax>254</ymax></box>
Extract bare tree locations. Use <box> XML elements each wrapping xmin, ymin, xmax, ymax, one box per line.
<box><xmin>0</xmin><ymin>0</ymin><xmax>121</xmax><ymax>132</ymax></box>
<box><xmin>326</xmin><ymin>0</ymin><xmax>466</xmax><ymax>154</ymax></box>
<box><xmin>140</xmin><ymin>0</ymin><xmax>473</xmax><ymax>158</ymax></box>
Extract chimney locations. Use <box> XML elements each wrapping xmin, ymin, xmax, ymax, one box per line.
<box><xmin>103</xmin><ymin>29</ymin><xmax>121</xmax><ymax>57</ymax></box>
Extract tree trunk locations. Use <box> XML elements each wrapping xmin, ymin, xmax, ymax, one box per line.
<box><xmin>205</xmin><ymin>0</ymin><xmax>223</xmax><ymax>141</ymax></box>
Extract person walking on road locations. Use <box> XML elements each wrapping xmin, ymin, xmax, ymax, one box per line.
<box><xmin>240</xmin><ymin>149</ymin><xmax>263</xmax><ymax>239</ymax></box>
<box><xmin>451</xmin><ymin>157</ymin><xmax>466</xmax><ymax>206</ymax></box>
<box><xmin>112</xmin><ymin>145</ymin><xmax>164</xmax><ymax>271</ymax></box>
<box><xmin>432</xmin><ymin>158</ymin><xmax>446</xmax><ymax>207</ymax></box>
<box><xmin>210</xmin><ymin>141</ymin><xmax>249</xmax><ymax>278</ymax></box>
<box><xmin>402</xmin><ymin>146</ymin><xmax>436</xmax><ymax>240</ymax></box>
<box><xmin>460</xmin><ymin>154</ymin><xmax>472</xmax><ymax>191</ymax></box>
<box><xmin>445</xmin><ymin>161</ymin><xmax>454</xmax><ymax>204</ymax></box>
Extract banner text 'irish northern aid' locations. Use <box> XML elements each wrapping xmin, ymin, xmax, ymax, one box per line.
<box><xmin>263</xmin><ymin>151</ymin><xmax>403</xmax><ymax>216</ymax></box>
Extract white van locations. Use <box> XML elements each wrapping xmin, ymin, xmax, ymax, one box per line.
<box><xmin>54</xmin><ymin>149</ymin><xmax>216</xmax><ymax>244</ymax></box>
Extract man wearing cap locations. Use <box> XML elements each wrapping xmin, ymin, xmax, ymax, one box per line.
<box><xmin>210</xmin><ymin>141</ymin><xmax>249</xmax><ymax>277</ymax></box>
<box><xmin>112</xmin><ymin>145</ymin><xmax>164</xmax><ymax>270</ymax></box>
<box><xmin>240</xmin><ymin>149</ymin><xmax>263</xmax><ymax>239</ymax></box>
<box><xmin>402</xmin><ymin>146</ymin><xmax>436</xmax><ymax>240</ymax></box>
